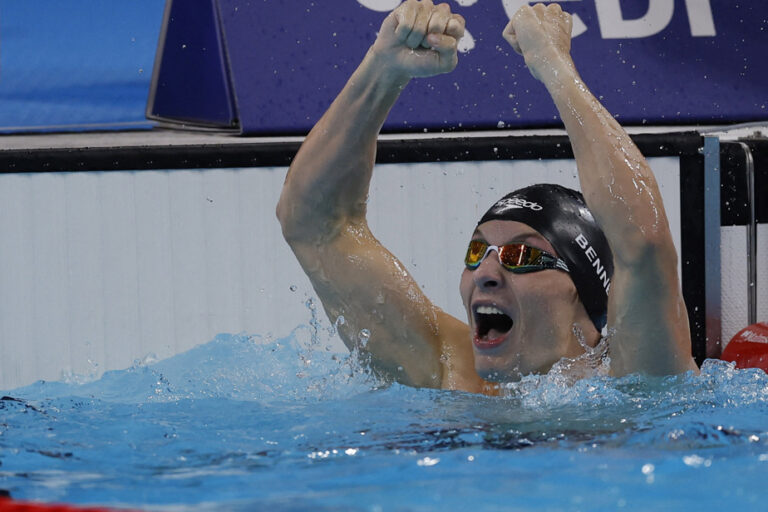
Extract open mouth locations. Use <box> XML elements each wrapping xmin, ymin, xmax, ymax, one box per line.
<box><xmin>473</xmin><ymin>305</ymin><xmax>514</xmax><ymax>349</ymax></box>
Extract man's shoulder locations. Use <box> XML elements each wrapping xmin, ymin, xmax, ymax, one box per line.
<box><xmin>434</xmin><ymin>312</ymin><xmax>490</xmax><ymax>393</ymax></box>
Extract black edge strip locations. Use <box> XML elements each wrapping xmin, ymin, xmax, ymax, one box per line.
<box><xmin>0</xmin><ymin>143</ymin><xmax>301</xmax><ymax>173</ymax></box>
<box><xmin>0</xmin><ymin>132</ymin><xmax>702</xmax><ymax>173</ymax></box>
<box><xmin>680</xmin><ymin>153</ymin><xmax>707</xmax><ymax>365</ymax></box>
<box><xmin>376</xmin><ymin>133</ymin><xmax>703</xmax><ymax>163</ymax></box>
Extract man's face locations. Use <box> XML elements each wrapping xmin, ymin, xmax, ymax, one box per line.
<box><xmin>459</xmin><ymin>220</ymin><xmax>593</xmax><ymax>381</ymax></box>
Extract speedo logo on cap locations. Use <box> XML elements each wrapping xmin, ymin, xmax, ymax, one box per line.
<box><xmin>492</xmin><ymin>197</ymin><xmax>543</xmax><ymax>213</ymax></box>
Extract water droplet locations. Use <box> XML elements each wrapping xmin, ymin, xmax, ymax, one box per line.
<box><xmin>289</xmin><ymin>285</ymin><xmax>297</xmax><ymax>292</ymax></box>
<box><xmin>358</xmin><ymin>329</ymin><xmax>370</xmax><ymax>346</ymax></box>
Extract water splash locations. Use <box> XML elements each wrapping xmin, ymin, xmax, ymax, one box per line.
<box><xmin>358</xmin><ymin>328</ymin><xmax>371</xmax><ymax>347</ymax></box>
<box><xmin>6</xmin><ymin>329</ymin><xmax>379</xmax><ymax>406</ymax></box>
<box><xmin>3</xmin><ymin>334</ymin><xmax>768</xmax><ymax>510</ymax></box>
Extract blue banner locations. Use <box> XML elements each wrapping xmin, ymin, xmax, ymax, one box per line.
<box><xmin>0</xmin><ymin>0</ymin><xmax>164</xmax><ymax>132</ymax></box>
<box><xmin>3</xmin><ymin>1</ymin><xmax>764</xmax><ymax>134</ymax></box>
<box><xmin>218</xmin><ymin>0</ymin><xmax>767</xmax><ymax>133</ymax></box>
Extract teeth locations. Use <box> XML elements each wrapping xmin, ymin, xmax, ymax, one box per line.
<box><xmin>476</xmin><ymin>305</ymin><xmax>505</xmax><ymax>315</ymax></box>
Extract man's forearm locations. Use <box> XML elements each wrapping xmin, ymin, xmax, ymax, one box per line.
<box><xmin>279</xmin><ymin>0</ymin><xmax>464</xmax><ymax>244</ymax></box>
<box><xmin>277</xmin><ymin>52</ymin><xmax>410</xmax><ymax>243</ymax></box>
<box><xmin>540</xmin><ymin>55</ymin><xmax>674</xmax><ymax>262</ymax></box>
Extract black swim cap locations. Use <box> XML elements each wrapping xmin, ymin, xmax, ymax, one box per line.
<box><xmin>477</xmin><ymin>184</ymin><xmax>613</xmax><ymax>331</ymax></box>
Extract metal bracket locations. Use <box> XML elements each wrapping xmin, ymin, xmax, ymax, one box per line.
<box><xmin>736</xmin><ymin>142</ymin><xmax>758</xmax><ymax>325</ymax></box>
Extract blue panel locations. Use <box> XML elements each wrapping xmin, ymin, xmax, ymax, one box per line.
<box><xmin>0</xmin><ymin>0</ymin><xmax>164</xmax><ymax>132</ymax></box>
<box><xmin>147</xmin><ymin>0</ymin><xmax>236</xmax><ymax>128</ymax></box>
<box><xmin>216</xmin><ymin>0</ymin><xmax>768</xmax><ymax>134</ymax></box>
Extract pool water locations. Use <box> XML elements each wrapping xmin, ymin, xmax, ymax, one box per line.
<box><xmin>2</xmin><ymin>317</ymin><xmax>768</xmax><ymax>511</ymax></box>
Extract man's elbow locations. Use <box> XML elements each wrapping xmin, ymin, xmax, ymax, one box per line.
<box><xmin>276</xmin><ymin>195</ymin><xmax>304</xmax><ymax>245</ymax></box>
<box><xmin>277</xmin><ymin>193</ymin><xmax>336</xmax><ymax>246</ymax></box>
<box><xmin>275</xmin><ymin>195</ymin><xmax>288</xmax><ymax>231</ymax></box>
<box><xmin>276</xmin><ymin>183</ymin><xmax>357</xmax><ymax>245</ymax></box>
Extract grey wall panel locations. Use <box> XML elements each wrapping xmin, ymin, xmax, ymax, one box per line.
<box><xmin>720</xmin><ymin>226</ymin><xmax>750</xmax><ymax>347</ymax></box>
<box><xmin>0</xmin><ymin>157</ymin><xmax>682</xmax><ymax>390</ymax></box>
<box><xmin>133</xmin><ymin>171</ymin><xmax>173</xmax><ymax>363</ymax></box>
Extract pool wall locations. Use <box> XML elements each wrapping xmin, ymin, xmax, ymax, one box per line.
<box><xmin>1</xmin><ymin>130</ymin><xmax>763</xmax><ymax>390</ymax></box>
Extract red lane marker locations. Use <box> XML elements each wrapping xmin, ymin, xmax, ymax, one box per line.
<box><xmin>721</xmin><ymin>322</ymin><xmax>768</xmax><ymax>372</ymax></box>
<box><xmin>0</xmin><ymin>497</ymin><xmax>140</xmax><ymax>512</ymax></box>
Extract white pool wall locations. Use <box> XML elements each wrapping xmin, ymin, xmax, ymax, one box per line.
<box><xmin>0</xmin><ymin>157</ymin><xmax>691</xmax><ymax>390</ymax></box>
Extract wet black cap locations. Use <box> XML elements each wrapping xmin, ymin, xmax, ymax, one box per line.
<box><xmin>478</xmin><ymin>184</ymin><xmax>613</xmax><ymax>331</ymax></box>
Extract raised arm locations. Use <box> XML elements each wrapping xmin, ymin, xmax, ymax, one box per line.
<box><xmin>277</xmin><ymin>1</ymin><xmax>485</xmax><ymax>391</ymax></box>
<box><xmin>504</xmin><ymin>4</ymin><xmax>698</xmax><ymax>375</ymax></box>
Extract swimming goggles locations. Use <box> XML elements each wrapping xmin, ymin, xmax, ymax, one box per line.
<box><xmin>464</xmin><ymin>240</ymin><xmax>570</xmax><ymax>274</ymax></box>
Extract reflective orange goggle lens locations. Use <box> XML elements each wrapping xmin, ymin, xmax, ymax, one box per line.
<box><xmin>464</xmin><ymin>240</ymin><xmax>569</xmax><ymax>274</ymax></box>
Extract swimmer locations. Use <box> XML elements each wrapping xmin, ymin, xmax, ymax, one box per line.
<box><xmin>277</xmin><ymin>0</ymin><xmax>698</xmax><ymax>392</ymax></box>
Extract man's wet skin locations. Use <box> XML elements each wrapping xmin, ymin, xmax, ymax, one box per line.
<box><xmin>277</xmin><ymin>1</ymin><xmax>699</xmax><ymax>392</ymax></box>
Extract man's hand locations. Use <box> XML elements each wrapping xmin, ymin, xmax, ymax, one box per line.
<box><xmin>371</xmin><ymin>0</ymin><xmax>465</xmax><ymax>80</ymax></box>
<box><xmin>503</xmin><ymin>3</ymin><xmax>573</xmax><ymax>82</ymax></box>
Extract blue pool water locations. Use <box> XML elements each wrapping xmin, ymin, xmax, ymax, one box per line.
<box><xmin>2</xmin><ymin>318</ymin><xmax>768</xmax><ymax>511</ymax></box>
